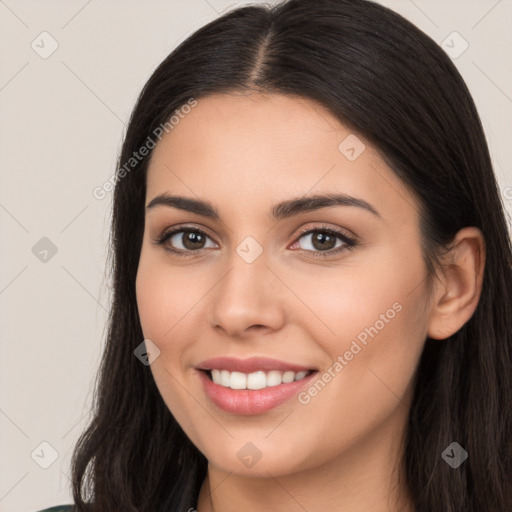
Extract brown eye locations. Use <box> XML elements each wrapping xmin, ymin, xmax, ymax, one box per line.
<box><xmin>155</xmin><ymin>227</ymin><xmax>217</xmax><ymax>256</ymax></box>
<box><xmin>177</xmin><ymin>230</ymin><xmax>207</xmax><ymax>250</ymax></box>
<box><xmin>290</xmin><ymin>226</ymin><xmax>357</xmax><ymax>258</ymax></box>
<box><xmin>307</xmin><ymin>231</ymin><xmax>338</xmax><ymax>251</ymax></box>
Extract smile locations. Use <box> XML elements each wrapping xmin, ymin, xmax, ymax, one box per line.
<box><xmin>207</xmin><ymin>369</ymin><xmax>313</xmax><ymax>390</ymax></box>
<box><xmin>198</xmin><ymin>369</ymin><xmax>318</xmax><ymax>415</ymax></box>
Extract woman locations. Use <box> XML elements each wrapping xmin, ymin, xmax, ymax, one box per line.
<box><xmin>39</xmin><ymin>0</ymin><xmax>512</xmax><ymax>510</ymax></box>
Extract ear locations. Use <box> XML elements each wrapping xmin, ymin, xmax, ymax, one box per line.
<box><xmin>427</xmin><ymin>227</ymin><xmax>486</xmax><ymax>340</ymax></box>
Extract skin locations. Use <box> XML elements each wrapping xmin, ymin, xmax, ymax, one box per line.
<box><xmin>135</xmin><ymin>92</ymin><xmax>485</xmax><ymax>512</ymax></box>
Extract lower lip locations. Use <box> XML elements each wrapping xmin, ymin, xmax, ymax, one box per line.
<box><xmin>197</xmin><ymin>370</ymin><xmax>317</xmax><ymax>415</ymax></box>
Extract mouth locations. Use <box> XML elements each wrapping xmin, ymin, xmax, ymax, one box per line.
<box><xmin>196</xmin><ymin>357</ymin><xmax>319</xmax><ymax>415</ymax></box>
<box><xmin>201</xmin><ymin>368</ymin><xmax>316</xmax><ymax>390</ymax></box>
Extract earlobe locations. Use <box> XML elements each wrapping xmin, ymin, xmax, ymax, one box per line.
<box><xmin>427</xmin><ymin>227</ymin><xmax>486</xmax><ymax>340</ymax></box>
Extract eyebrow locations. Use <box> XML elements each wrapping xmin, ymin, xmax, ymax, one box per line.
<box><xmin>146</xmin><ymin>193</ymin><xmax>382</xmax><ymax>220</ymax></box>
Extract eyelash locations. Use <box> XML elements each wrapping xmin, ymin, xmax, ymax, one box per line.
<box><xmin>153</xmin><ymin>224</ymin><xmax>358</xmax><ymax>259</ymax></box>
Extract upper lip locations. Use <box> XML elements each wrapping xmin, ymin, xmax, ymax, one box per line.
<box><xmin>196</xmin><ymin>356</ymin><xmax>316</xmax><ymax>374</ymax></box>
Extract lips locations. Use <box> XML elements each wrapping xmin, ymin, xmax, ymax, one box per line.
<box><xmin>195</xmin><ymin>356</ymin><xmax>318</xmax><ymax>414</ymax></box>
<box><xmin>198</xmin><ymin>368</ymin><xmax>317</xmax><ymax>415</ymax></box>
<box><xmin>196</xmin><ymin>356</ymin><xmax>316</xmax><ymax>374</ymax></box>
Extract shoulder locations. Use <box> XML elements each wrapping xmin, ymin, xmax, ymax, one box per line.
<box><xmin>36</xmin><ymin>506</ymin><xmax>74</xmax><ymax>512</ymax></box>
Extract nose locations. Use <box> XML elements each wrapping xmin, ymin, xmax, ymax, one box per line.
<box><xmin>208</xmin><ymin>250</ymin><xmax>286</xmax><ymax>339</ymax></box>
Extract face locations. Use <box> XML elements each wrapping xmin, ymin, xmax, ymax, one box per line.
<box><xmin>136</xmin><ymin>92</ymin><xmax>433</xmax><ymax>477</ymax></box>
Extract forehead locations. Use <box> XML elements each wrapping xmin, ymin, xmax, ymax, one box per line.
<box><xmin>145</xmin><ymin>93</ymin><xmax>416</xmax><ymax>222</ymax></box>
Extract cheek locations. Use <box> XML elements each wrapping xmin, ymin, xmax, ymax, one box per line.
<box><xmin>135</xmin><ymin>253</ymin><xmax>216</xmax><ymax>386</ymax></box>
<box><xmin>135</xmin><ymin>253</ymin><xmax>203</xmax><ymax>342</ymax></box>
<box><xmin>284</xmin><ymin>241</ymin><xmax>427</xmax><ymax>348</ymax></box>
<box><xmin>135</xmin><ymin>264</ymin><xmax>170</xmax><ymax>341</ymax></box>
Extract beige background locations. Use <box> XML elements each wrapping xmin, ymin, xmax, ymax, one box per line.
<box><xmin>0</xmin><ymin>0</ymin><xmax>510</xmax><ymax>510</ymax></box>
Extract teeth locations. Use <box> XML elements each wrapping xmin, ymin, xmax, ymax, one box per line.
<box><xmin>230</xmin><ymin>371</ymin><xmax>247</xmax><ymax>390</ymax></box>
<box><xmin>209</xmin><ymin>369</ymin><xmax>311</xmax><ymax>389</ymax></box>
<box><xmin>266</xmin><ymin>370</ymin><xmax>282</xmax><ymax>387</ymax></box>
<box><xmin>247</xmin><ymin>371</ymin><xmax>266</xmax><ymax>390</ymax></box>
<box><xmin>282</xmin><ymin>371</ymin><xmax>295</xmax><ymax>383</ymax></box>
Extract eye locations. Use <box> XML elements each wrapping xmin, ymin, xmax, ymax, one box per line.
<box><xmin>290</xmin><ymin>225</ymin><xmax>357</xmax><ymax>258</ymax></box>
<box><xmin>153</xmin><ymin>226</ymin><xmax>217</xmax><ymax>257</ymax></box>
